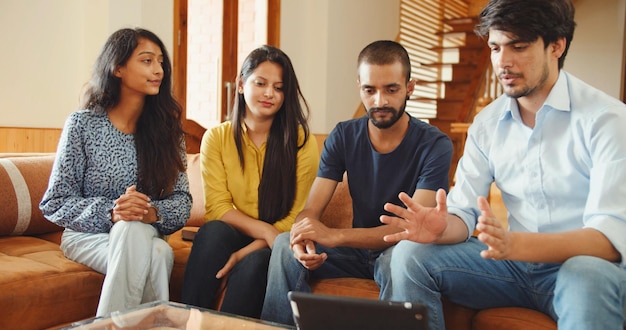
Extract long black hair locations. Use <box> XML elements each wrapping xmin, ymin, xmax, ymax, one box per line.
<box><xmin>230</xmin><ymin>45</ymin><xmax>311</xmax><ymax>224</ymax></box>
<box><xmin>81</xmin><ymin>27</ymin><xmax>185</xmax><ymax>199</ymax></box>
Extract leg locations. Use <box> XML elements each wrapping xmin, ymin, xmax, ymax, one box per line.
<box><xmin>141</xmin><ymin>236</ymin><xmax>174</xmax><ymax>303</ymax></box>
<box><xmin>554</xmin><ymin>255</ymin><xmax>626</xmax><ymax>329</ymax></box>
<box><xmin>376</xmin><ymin>238</ymin><xmax>557</xmax><ymax>330</ymax></box>
<box><xmin>181</xmin><ymin>221</ymin><xmax>251</xmax><ymax>309</ymax></box>
<box><xmin>60</xmin><ymin>229</ymin><xmax>109</xmax><ymax>274</ymax></box>
<box><xmin>261</xmin><ymin>233</ymin><xmax>374</xmax><ymax>325</ymax></box>
<box><xmin>97</xmin><ymin>221</ymin><xmax>161</xmax><ymax>316</ymax></box>
<box><xmin>261</xmin><ymin>232</ymin><xmax>307</xmax><ymax>325</ymax></box>
<box><xmin>220</xmin><ymin>248</ymin><xmax>271</xmax><ymax>318</ymax></box>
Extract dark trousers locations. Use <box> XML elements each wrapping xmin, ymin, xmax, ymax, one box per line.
<box><xmin>181</xmin><ymin>220</ymin><xmax>271</xmax><ymax>318</ymax></box>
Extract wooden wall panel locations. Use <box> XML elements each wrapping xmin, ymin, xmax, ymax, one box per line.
<box><xmin>0</xmin><ymin>127</ymin><xmax>61</xmax><ymax>153</ymax></box>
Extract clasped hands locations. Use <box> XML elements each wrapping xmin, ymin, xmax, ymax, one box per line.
<box><xmin>111</xmin><ymin>185</ymin><xmax>155</xmax><ymax>224</ymax></box>
<box><xmin>289</xmin><ymin>218</ymin><xmax>337</xmax><ymax>270</ymax></box>
<box><xmin>380</xmin><ymin>188</ymin><xmax>513</xmax><ymax>260</ymax></box>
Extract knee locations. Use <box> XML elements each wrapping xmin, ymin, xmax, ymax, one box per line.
<box><xmin>556</xmin><ymin>256</ymin><xmax>615</xmax><ymax>294</ymax></box>
<box><xmin>389</xmin><ymin>240</ymin><xmax>432</xmax><ymax>265</ymax></box>
<box><xmin>110</xmin><ymin>220</ymin><xmax>154</xmax><ymax>241</ymax></box>
<box><xmin>272</xmin><ymin>232</ymin><xmax>291</xmax><ymax>254</ymax></box>
<box><xmin>238</xmin><ymin>249</ymin><xmax>271</xmax><ymax>274</ymax></box>
<box><xmin>268</xmin><ymin>233</ymin><xmax>293</xmax><ymax>266</ymax></box>
<box><xmin>153</xmin><ymin>238</ymin><xmax>174</xmax><ymax>266</ymax></box>
<box><xmin>194</xmin><ymin>220</ymin><xmax>234</xmax><ymax>244</ymax></box>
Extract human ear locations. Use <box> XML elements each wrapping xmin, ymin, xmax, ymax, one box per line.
<box><xmin>237</xmin><ymin>77</ymin><xmax>244</xmax><ymax>94</ymax></box>
<box><xmin>406</xmin><ymin>79</ymin><xmax>416</xmax><ymax>98</ymax></box>
<box><xmin>552</xmin><ymin>38</ymin><xmax>567</xmax><ymax>59</ymax></box>
<box><xmin>113</xmin><ymin>66</ymin><xmax>123</xmax><ymax>78</ymax></box>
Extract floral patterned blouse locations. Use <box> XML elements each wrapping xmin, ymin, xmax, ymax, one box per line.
<box><xmin>40</xmin><ymin>110</ymin><xmax>192</xmax><ymax>235</ymax></box>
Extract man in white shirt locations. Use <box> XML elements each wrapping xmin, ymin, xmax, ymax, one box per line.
<box><xmin>376</xmin><ymin>0</ymin><xmax>626</xmax><ymax>329</ymax></box>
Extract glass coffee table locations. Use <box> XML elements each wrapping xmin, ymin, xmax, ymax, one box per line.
<box><xmin>62</xmin><ymin>300</ymin><xmax>294</xmax><ymax>329</ymax></box>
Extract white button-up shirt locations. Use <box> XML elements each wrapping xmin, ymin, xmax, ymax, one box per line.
<box><xmin>448</xmin><ymin>71</ymin><xmax>626</xmax><ymax>263</ymax></box>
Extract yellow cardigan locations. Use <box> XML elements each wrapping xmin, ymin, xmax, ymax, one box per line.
<box><xmin>200</xmin><ymin>121</ymin><xmax>319</xmax><ymax>232</ymax></box>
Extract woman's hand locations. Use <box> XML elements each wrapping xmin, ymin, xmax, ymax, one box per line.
<box><xmin>112</xmin><ymin>185</ymin><xmax>152</xmax><ymax>223</ymax></box>
<box><xmin>215</xmin><ymin>239</ymin><xmax>268</xmax><ymax>278</ymax></box>
<box><xmin>216</xmin><ymin>250</ymin><xmax>242</xmax><ymax>279</ymax></box>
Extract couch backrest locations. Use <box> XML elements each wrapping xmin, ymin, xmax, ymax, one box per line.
<box><xmin>185</xmin><ymin>153</ymin><xmax>354</xmax><ymax>229</ymax></box>
<box><xmin>185</xmin><ymin>153</ymin><xmax>207</xmax><ymax>227</ymax></box>
<box><xmin>319</xmin><ymin>174</ymin><xmax>353</xmax><ymax>229</ymax></box>
<box><xmin>0</xmin><ymin>155</ymin><xmax>62</xmax><ymax>236</ymax></box>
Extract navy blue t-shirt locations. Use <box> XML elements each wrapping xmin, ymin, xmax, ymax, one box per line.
<box><xmin>318</xmin><ymin>115</ymin><xmax>452</xmax><ymax>228</ymax></box>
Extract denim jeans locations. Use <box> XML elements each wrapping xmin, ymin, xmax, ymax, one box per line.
<box><xmin>61</xmin><ymin>221</ymin><xmax>173</xmax><ymax>317</ymax></box>
<box><xmin>182</xmin><ymin>220</ymin><xmax>270</xmax><ymax>318</ymax></box>
<box><xmin>261</xmin><ymin>232</ymin><xmax>386</xmax><ymax>325</ymax></box>
<box><xmin>377</xmin><ymin>237</ymin><xmax>626</xmax><ymax>330</ymax></box>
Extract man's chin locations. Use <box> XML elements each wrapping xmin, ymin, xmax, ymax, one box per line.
<box><xmin>371</xmin><ymin>119</ymin><xmax>395</xmax><ymax>129</ymax></box>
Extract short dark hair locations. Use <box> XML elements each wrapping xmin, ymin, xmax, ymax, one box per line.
<box><xmin>357</xmin><ymin>40</ymin><xmax>412</xmax><ymax>82</ymax></box>
<box><xmin>474</xmin><ymin>0</ymin><xmax>576</xmax><ymax>69</ymax></box>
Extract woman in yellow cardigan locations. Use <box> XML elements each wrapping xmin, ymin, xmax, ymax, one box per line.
<box><xmin>181</xmin><ymin>45</ymin><xmax>319</xmax><ymax>318</ymax></box>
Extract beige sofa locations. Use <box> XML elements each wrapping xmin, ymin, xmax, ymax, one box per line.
<box><xmin>1</xmin><ymin>153</ymin><xmax>561</xmax><ymax>329</ymax></box>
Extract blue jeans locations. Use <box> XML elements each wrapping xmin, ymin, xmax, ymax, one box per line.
<box><xmin>377</xmin><ymin>237</ymin><xmax>626</xmax><ymax>330</ymax></box>
<box><xmin>261</xmin><ymin>232</ymin><xmax>387</xmax><ymax>325</ymax></box>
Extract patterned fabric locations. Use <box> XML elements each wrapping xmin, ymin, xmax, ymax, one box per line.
<box><xmin>39</xmin><ymin>110</ymin><xmax>191</xmax><ymax>235</ymax></box>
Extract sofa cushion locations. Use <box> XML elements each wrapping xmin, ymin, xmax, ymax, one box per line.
<box><xmin>472</xmin><ymin>307</ymin><xmax>556</xmax><ymax>329</ymax></box>
<box><xmin>0</xmin><ymin>156</ymin><xmax>62</xmax><ymax>237</ymax></box>
<box><xmin>0</xmin><ymin>236</ymin><xmax>104</xmax><ymax>329</ymax></box>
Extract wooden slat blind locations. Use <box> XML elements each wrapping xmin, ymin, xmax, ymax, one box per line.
<box><xmin>400</xmin><ymin>0</ymin><xmax>469</xmax><ymax>119</ymax></box>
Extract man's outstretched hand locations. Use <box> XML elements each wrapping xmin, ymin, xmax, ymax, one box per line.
<box><xmin>380</xmin><ymin>188</ymin><xmax>448</xmax><ymax>244</ymax></box>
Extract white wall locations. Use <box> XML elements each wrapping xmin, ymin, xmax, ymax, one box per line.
<box><xmin>0</xmin><ymin>0</ymin><xmax>624</xmax><ymax>132</ymax></box>
<box><xmin>0</xmin><ymin>0</ymin><xmax>172</xmax><ymax>128</ymax></box>
<box><xmin>565</xmin><ymin>0</ymin><xmax>625</xmax><ymax>98</ymax></box>
<box><xmin>280</xmin><ymin>0</ymin><xmax>400</xmax><ymax>133</ymax></box>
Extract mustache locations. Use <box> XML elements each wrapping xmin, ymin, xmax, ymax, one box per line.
<box><xmin>369</xmin><ymin>107</ymin><xmax>396</xmax><ymax>112</ymax></box>
<box><xmin>498</xmin><ymin>70</ymin><xmax>522</xmax><ymax>79</ymax></box>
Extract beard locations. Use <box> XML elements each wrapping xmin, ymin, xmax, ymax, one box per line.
<box><xmin>500</xmin><ymin>62</ymin><xmax>550</xmax><ymax>99</ymax></box>
<box><xmin>366</xmin><ymin>101</ymin><xmax>407</xmax><ymax>129</ymax></box>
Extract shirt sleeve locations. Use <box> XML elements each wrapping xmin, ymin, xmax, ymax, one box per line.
<box><xmin>151</xmin><ymin>146</ymin><xmax>192</xmax><ymax>235</ymax></box>
<box><xmin>317</xmin><ymin>124</ymin><xmax>346</xmax><ymax>182</ymax></box>
<box><xmin>201</xmin><ymin>126</ymin><xmax>234</xmax><ymax>221</ymax></box>
<box><xmin>39</xmin><ymin>112</ymin><xmax>116</xmax><ymax>233</ymax></box>
<box><xmin>581</xmin><ymin>106</ymin><xmax>626</xmax><ymax>264</ymax></box>
<box><xmin>447</xmin><ymin>119</ymin><xmax>495</xmax><ymax>239</ymax></box>
<box><xmin>272</xmin><ymin>133</ymin><xmax>320</xmax><ymax>232</ymax></box>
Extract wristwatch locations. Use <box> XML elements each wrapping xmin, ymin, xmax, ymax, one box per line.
<box><xmin>150</xmin><ymin>202</ymin><xmax>162</xmax><ymax>224</ymax></box>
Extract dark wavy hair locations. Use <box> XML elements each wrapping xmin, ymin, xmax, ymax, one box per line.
<box><xmin>230</xmin><ymin>45</ymin><xmax>311</xmax><ymax>224</ymax></box>
<box><xmin>474</xmin><ymin>0</ymin><xmax>576</xmax><ymax>69</ymax></box>
<box><xmin>80</xmin><ymin>28</ymin><xmax>185</xmax><ymax>199</ymax></box>
<box><xmin>357</xmin><ymin>40</ymin><xmax>412</xmax><ymax>83</ymax></box>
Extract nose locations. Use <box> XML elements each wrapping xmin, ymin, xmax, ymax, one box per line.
<box><xmin>264</xmin><ymin>87</ymin><xmax>274</xmax><ymax>98</ymax></box>
<box><xmin>494</xmin><ymin>47</ymin><xmax>512</xmax><ymax>70</ymax></box>
<box><xmin>373</xmin><ymin>91</ymin><xmax>387</xmax><ymax>107</ymax></box>
<box><xmin>154</xmin><ymin>62</ymin><xmax>164</xmax><ymax>76</ymax></box>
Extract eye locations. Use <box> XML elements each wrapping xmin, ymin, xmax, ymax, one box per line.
<box><xmin>362</xmin><ymin>87</ymin><xmax>374</xmax><ymax>94</ymax></box>
<box><xmin>387</xmin><ymin>87</ymin><xmax>400</xmax><ymax>94</ymax></box>
<box><xmin>274</xmin><ymin>85</ymin><xmax>283</xmax><ymax>91</ymax></box>
<box><xmin>489</xmin><ymin>45</ymin><xmax>500</xmax><ymax>53</ymax></box>
<box><xmin>513</xmin><ymin>44</ymin><xmax>528</xmax><ymax>51</ymax></box>
<box><xmin>254</xmin><ymin>80</ymin><xmax>265</xmax><ymax>86</ymax></box>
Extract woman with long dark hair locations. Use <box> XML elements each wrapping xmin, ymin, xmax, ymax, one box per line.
<box><xmin>182</xmin><ymin>45</ymin><xmax>319</xmax><ymax>318</ymax></box>
<box><xmin>40</xmin><ymin>28</ymin><xmax>191</xmax><ymax>316</ymax></box>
